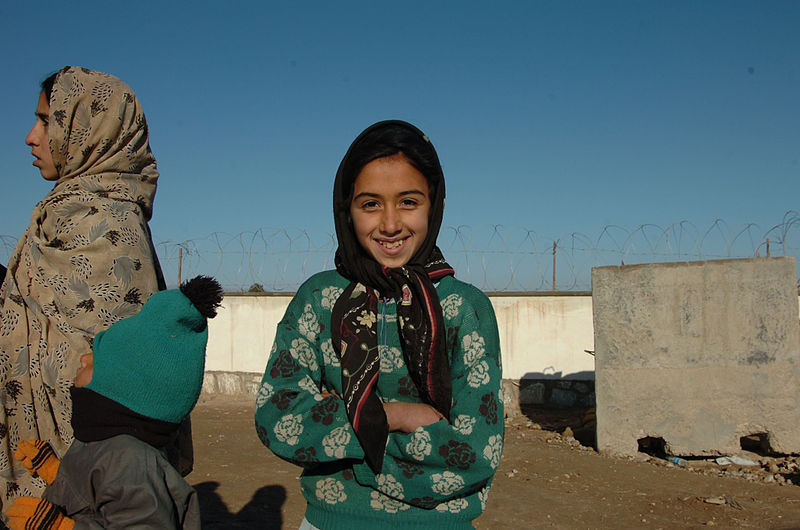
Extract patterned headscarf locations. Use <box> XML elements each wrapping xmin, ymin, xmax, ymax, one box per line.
<box><xmin>331</xmin><ymin>120</ymin><xmax>454</xmax><ymax>473</ymax></box>
<box><xmin>0</xmin><ymin>66</ymin><xmax>164</xmax><ymax>501</ymax></box>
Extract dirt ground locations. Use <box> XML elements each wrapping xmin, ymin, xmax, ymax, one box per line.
<box><xmin>189</xmin><ymin>395</ymin><xmax>800</xmax><ymax>529</ymax></box>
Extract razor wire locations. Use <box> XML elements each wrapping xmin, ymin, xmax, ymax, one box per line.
<box><xmin>2</xmin><ymin>211</ymin><xmax>799</xmax><ymax>292</ymax></box>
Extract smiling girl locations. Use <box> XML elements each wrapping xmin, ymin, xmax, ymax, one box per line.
<box><xmin>255</xmin><ymin>120</ymin><xmax>504</xmax><ymax>529</ymax></box>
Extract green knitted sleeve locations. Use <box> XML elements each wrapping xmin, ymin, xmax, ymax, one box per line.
<box><xmin>352</xmin><ymin>279</ymin><xmax>504</xmax><ymax>508</ymax></box>
<box><xmin>254</xmin><ymin>272</ymin><xmax>366</xmax><ymax>467</ymax></box>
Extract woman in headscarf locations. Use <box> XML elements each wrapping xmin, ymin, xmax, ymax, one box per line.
<box><xmin>255</xmin><ymin>120</ymin><xmax>504</xmax><ymax>529</ymax></box>
<box><xmin>0</xmin><ymin>66</ymin><xmax>166</xmax><ymax>506</ymax></box>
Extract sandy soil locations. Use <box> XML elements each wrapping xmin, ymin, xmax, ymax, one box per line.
<box><xmin>189</xmin><ymin>395</ymin><xmax>800</xmax><ymax>529</ymax></box>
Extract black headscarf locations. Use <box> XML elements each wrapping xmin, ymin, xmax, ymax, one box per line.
<box><xmin>331</xmin><ymin>120</ymin><xmax>454</xmax><ymax>473</ymax></box>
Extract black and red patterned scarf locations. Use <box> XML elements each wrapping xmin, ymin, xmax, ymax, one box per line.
<box><xmin>331</xmin><ymin>121</ymin><xmax>454</xmax><ymax>473</ymax></box>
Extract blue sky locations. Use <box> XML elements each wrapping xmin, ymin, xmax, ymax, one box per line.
<box><xmin>2</xmin><ymin>1</ymin><xmax>798</xmax><ymax>267</ymax></box>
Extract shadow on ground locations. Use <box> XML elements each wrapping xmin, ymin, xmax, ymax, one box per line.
<box><xmin>521</xmin><ymin>405</ymin><xmax>597</xmax><ymax>448</ymax></box>
<box><xmin>195</xmin><ymin>481</ymin><xmax>287</xmax><ymax>529</ymax></box>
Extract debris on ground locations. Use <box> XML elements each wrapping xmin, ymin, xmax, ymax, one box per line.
<box><xmin>508</xmin><ymin>406</ymin><xmax>800</xmax><ymax>487</ymax></box>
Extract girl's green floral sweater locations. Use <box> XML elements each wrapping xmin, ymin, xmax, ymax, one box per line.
<box><xmin>255</xmin><ymin>270</ymin><xmax>504</xmax><ymax>529</ymax></box>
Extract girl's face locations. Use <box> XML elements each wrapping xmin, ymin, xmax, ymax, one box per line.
<box><xmin>350</xmin><ymin>155</ymin><xmax>430</xmax><ymax>268</ymax></box>
<box><xmin>25</xmin><ymin>91</ymin><xmax>58</xmax><ymax>181</ymax></box>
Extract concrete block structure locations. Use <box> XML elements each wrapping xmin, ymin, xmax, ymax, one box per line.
<box><xmin>592</xmin><ymin>257</ymin><xmax>800</xmax><ymax>457</ymax></box>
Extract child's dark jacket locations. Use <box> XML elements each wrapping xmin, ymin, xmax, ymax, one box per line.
<box><xmin>45</xmin><ymin>435</ymin><xmax>200</xmax><ymax>529</ymax></box>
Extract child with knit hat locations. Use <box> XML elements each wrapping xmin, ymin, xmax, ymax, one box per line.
<box><xmin>6</xmin><ymin>276</ymin><xmax>223</xmax><ymax>530</ymax></box>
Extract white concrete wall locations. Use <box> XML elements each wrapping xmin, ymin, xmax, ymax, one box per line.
<box><xmin>490</xmin><ymin>295</ymin><xmax>595</xmax><ymax>379</ymax></box>
<box><xmin>206</xmin><ymin>294</ymin><xmax>293</xmax><ymax>373</ymax></box>
<box><xmin>206</xmin><ymin>292</ymin><xmax>597</xmax><ymax>380</ymax></box>
<box><xmin>205</xmin><ymin>292</ymin><xmax>800</xmax><ymax>383</ymax></box>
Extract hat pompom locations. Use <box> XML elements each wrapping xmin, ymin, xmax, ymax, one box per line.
<box><xmin>87</xmin><ymin>276</ymin><xmax>224</xmax><ymax>423</ymax></box>
<box><xmin>180</xmin><ymin>276</ymin><xmax>223</xmax><ymax>319</ymax></box>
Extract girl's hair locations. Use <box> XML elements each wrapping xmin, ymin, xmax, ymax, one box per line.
<box><xmin>40</xmin><ymin>71</ymin><xmax>60</xmax><ymax>101</ymax></box>
<box><xmin>337</xmin><ymin>121</ymin><xmax>443</xmax><ymax>202</ymax></box>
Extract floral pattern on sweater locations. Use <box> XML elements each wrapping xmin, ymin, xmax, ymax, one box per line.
<box><xmin>255</xmin><ymin>270</ymin><xmax>503</xmax><ymax>528</ymax></box>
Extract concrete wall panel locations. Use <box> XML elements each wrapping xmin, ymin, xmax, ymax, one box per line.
<box><xmin>593</xmin><ymin>257</ymin><xmax>800</xmax><ymax>457</ymax></box>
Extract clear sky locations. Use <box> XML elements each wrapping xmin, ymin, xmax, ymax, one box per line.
<box><xmin>2</xmin><ymin>1</ymin><xmax>798</xmax><ymax>254</ymax></box>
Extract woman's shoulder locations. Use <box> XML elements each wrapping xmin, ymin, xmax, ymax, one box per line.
<box><xmin>297</xmin><ymin>270</ymin><xmax>349</xmax><ymax>290</ymax></box>
<box><xmin>291</xmin><ymin>270</ymin><xmax>350</xmax><ymax>305</ymax></box>
<box><xmin>437</xmin><ymin>275</ymin><xmax>490</xmax><ymax>301</ymax></box>
<box><xmin>437</xmin><ymin>275</ymin><xmax>495</xmax><ymax>315</ymax></box>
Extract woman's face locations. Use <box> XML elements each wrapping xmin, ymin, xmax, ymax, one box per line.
<box><xmin>350</xmin><ymin>155</ymin><xmax>430</xmax><ymax>268</ymax></box>
<box><xmin>25</xmin><ymin>91</ymin><xmax>58</xmax><ymax>181</ymax></box>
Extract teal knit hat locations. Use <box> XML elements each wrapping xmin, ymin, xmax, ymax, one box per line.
<box><xmin>86</xmin><ymin>276</ymin><xmax>223</xmax><ymax>423</ymax></box>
